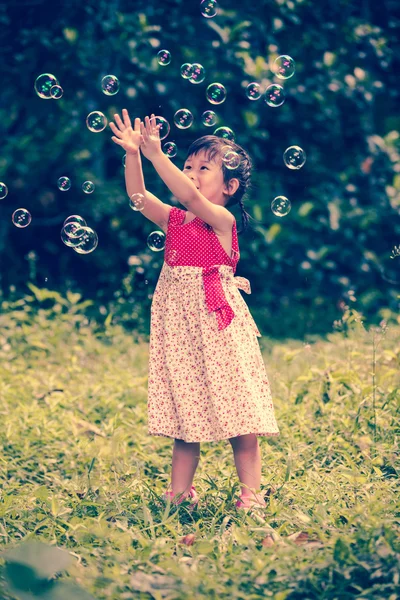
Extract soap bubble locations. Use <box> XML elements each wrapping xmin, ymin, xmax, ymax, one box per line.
<box><xmin>149</xmin><ymin>115</ymin><xmax>170</xmax><ymax>140</ymax></box>
<box><xmin>0</xmin><ymin>182</ymin><xmax>8</xmax><ymax>199</ymax></box>
<box><xmin>122</xmin><ymin>154</ymin><xmax>126</xmax><ymax>168</ymax></box>
<box><xmin>201</xmin><ymin>110</ymin><xmax>218</xmax><ymax>126</ymax></box>
<box><xmin>61</xmin><ymin>222</ymin><xmax>86</xmax><ymax>247</ymax></box>
<box><xmin>264</xmin><ymin>84</ymin><xmax>285</xmax><ymax>107</ymax></box>
<box><xmin>283</xmin><ymin>146</ymin><xmax>306</xmax><ymax>170</ymax></box>
<box><xmin>213</xmin><ymin>126</ymin><xmax>235</xmax><ymax>142</ymax></box>
<box><xmin>12</xmin><ymin>208</ymin><xmax>32</xmax><ymax>228</ymax></box>
<box><xmin>86</xmin><ymin>111</ymin><xmax>108</xmax><ymax>132</ymax></box>
<box><xmin>189</xmin><ymin>63</ymin><xmax>206</xmax><ymax>84</ymax></box>
<box><xmin>101</xmin><ymin>75</ymin><xmax>120</xmax><ymax>95</ymax></box>
<box><xmin>174</xmin><ymin>109</ymin><xmax>194</xmax><ymax>129</ymax></box>
<box><xmin>82</xmin><ymin>181</ymin><xmax>95</xmax><ymax>193</ymax></box>
<box><xmin>61</xmin><ymin>226</ymin><xmax>84</xmax><ymax>247</ymax></box>
<box><xmin>57</xmin><ymin>177</ymin><xmax>71</xmax><ymax>191</ymax></box>
<box><xmin>147</xmin><ymin>230</ymin><xmax>166</xmax><ymax>252</ymax></box>
<box><xmin>200</xmin><ymin>0</ymin><xmax>219</xmax><ymax>18</ymax></box>
<box><xmin>157</xmin><ymin>50</ymin><xmax>171</xmax><ymax>66</ymax></box>
<box><xmin>222</xmin><ymin>150</ymin><xmax>241</xmax><ymax>170</ymax></box>
<box><xmin>271</xmin><ymin>196</ymin><xmax>291</xmax><ymax>217</ymax></box>
<box><xmin>273</xmin><ymin>55</ymin><xmax>296</xmax><ymax>79</ymax></box>
<box><xmin>34</xmin><ymin>73</ymin><xmax>59</xmax><ymax>99</ymax></box>
<box><xmin>63</xmin><ymin>215</ymin><xmax>87</xmax><ymax>228</ymax></box>
<box><xmin>163</xmin><ymin>141</ymin><xmax>178</xmax><ymax>157</ymax></box>
<box><xmin>206</xmin><ymin>83</ymin><xmax>227</xmax><ymax>105</ymax></box>
<box><xmin>73</xmin><ymin>227</ymin><xmax>99</xmax><ymax>254</ymax></box>
<box><xmin>129</xmin><ymin>192</ymin><xmax>146</xmax><ymax>211</ymax></box>
<box><xmin>63</xmin><ymin>221</ymin><xmax>85</xmax><ymax>239</ymax></box>
<box><xmin>246</xmin><ymin>82</ymin><xmax>262</xmax><ymax>100</ymax></box>
<box><xmin>50</xmin><ymin>85</ymin><xmax>63</xmax><ymax>99</ymax></box>
<box><xmin>180</xmin><ymin>63</ymin><xmax>192</xmax><ymax>79</ymax></box>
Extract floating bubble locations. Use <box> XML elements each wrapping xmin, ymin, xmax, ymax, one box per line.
<box><xmin>222</xmin><ymin>150</ymin><xmax>241</xmax><ymax>170</ymax></box>
<box><xmin>271</xmin><ymin>196</ymin><xmax>291</xmax><ymax>217</ymax></box>
<box><xmin>57</xmin><ymin>177</ymin><xmax>71</xmax><ymax>191</ymax></box>
<box><xmin>12</xmin><ymin>208</ymin><xmax>32</xmax><ymax>228</ymax></box>
<box><xmin>0</xmin><ymin>182</ymin><xmax>8</xmax><ymax>199</ymax></box>
<box><xmin>129</xmin><ymin>192</ymin><xmax>146</xmax><ymax>212</ymax></box>
<box><xmin>201</xmin><ymin>110</ymin><xmax>218</xmax><ymax>126</ymax></box>
<box><xmin>61</xmin><ymin>225</ymin><xmax>84</xmax><ymax>248</ymax></box>
<box><xmin>174</xmin><ymin>109</ymin><xmax>194</xmax><ymax>129</ymax></box>
<box><xmin>180</xmin><ymin>63</ymin><xmax>193</xmax><ymax>79</ymax></box>
<box><xmin>283</xmin><ymin>146</ymin><xmax>306</xmax><ymax>170</ymax></box>
<box><xmin>264</xmin><ymin>84</ymin><xmax>285</xmax><ymax>107</ymax></box>
<box><xmin>206</xmin><ymin>82</ymin><xmax>227</xmax><ymax>105</ymax></box>
<box><xmin>82</xmin><ymin>181</ymin><xmax>95</xmax><ymax>193</ymax></box>
<box><xmin>189</xmin><ymin>63</ymin><xmax>206</xmax><ymax>84</ymax></box>
<box><xmin>63</xmin><ymin>221</ymin><xmax>85</xmax><ymax>239</ymax></box>
<box><xmin>213</xmin><ymin>126</ymin><xmax>235</xmax><ymax>142</ymax></box>
<box><xmin>163</xmin><ymin>141</ymin><xmax>178</xmax><ymax>157</ymax></box>
<box><xmin>246</xmin><ymin>82</ymin><xmax>262</xmax><ymax>100</ymax></box>
<box><xmin>273</xmin><ymin>55</ymin><xmax>296</xmax><ymax>80</ymax></box>
<box><xmin>86</xmin><ymin>111</ymin><xmax>108</xmax><ymax>132</ymax></box>
<box><xmin>63</xmin><ymin>215</ymin><xmax>87</xmax><ymax>228</ymax></box>
<box><xmin>50</xmin><ymin>85</ymin><xmax>63</xmax><ymax>99</ymax></box>
<box><xmin>200</xmin><ymin>0</ymin><xmax>219</xmax><ymax>18</ymax></box>
<box><xmin>73</xmin><ymin>227</ymin><xmax>99</xmax><ymax>254</ymax></box>
<box><xmin>147</xmin><ymin>230</ymin><xmax>166</xmax><ymax>252</ymax></box>
<box><xmin>157</xmin><ymin>50</ymin><xmax>171</xmax><ymax>66</ymax></box>
<box><xmin>149</xmin><ymin>115</ymin><xmax>170</xmax><ymax>140</ymax></box>
<box><xmin>101</xmin><ymin>75</ymin><xmax>120</xmax><ymax>96</ymax></box>
<box><xmin>34</xmin><ymin>73</ymin><xmax>59</xmax><ymax>99</ymax></box>
<box><xmin>122</xmin><ymin>154</ymin><xmax>126</xmax><ymax>168</ymax></box>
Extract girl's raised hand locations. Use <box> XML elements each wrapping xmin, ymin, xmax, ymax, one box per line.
<box><xmin>140</xmin><ymin>114</ymin><xmax>163</xmax><ymax>161</ymax></box>
<box><xmin>109</xmin><ymin>109</ymin><xmax>143</xmax><ymax>155</ymax></box>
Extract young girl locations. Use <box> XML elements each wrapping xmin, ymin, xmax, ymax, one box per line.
<box><xmin>110</xmin><ymin>109</ymin><xmax>279</xmax><ymax>513</ymax></box>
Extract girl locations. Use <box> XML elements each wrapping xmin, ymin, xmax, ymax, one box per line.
<box><xmin>110</xmin><ymin>109</ymin><xmax>279</xmax><ymax>513</ymax></box>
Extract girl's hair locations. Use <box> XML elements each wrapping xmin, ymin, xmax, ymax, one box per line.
<box><xmin>185</xmin><ymin>135</ymin><xmax>255</xmax><ymax>234</ymax></box>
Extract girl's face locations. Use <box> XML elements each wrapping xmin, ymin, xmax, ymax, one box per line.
<box><xmin>183</xmin><ymin>150</ymin><xmax>231</xmax><ymax>206</ymax></box>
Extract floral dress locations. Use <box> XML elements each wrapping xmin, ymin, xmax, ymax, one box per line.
<box><xmin>147</xmin><ymin>207</ymin><xmax>280</xmax><ymax>443</ymax></box>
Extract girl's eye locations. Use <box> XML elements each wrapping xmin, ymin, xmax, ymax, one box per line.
<box><xmin>201</xmin><ymin>166</ymin><xmax>208</xmax><ymax>170</ymax></box>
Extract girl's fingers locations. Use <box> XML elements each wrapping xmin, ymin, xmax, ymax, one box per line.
<box><xmin>114</xmin><ymin>113</ymin><xmax>125</xmax><ymax>131</ymax></box>
<box><xmin>122</xmin><ymin>108</ymin><xmax>132</xmax><ymax>129</ymax></box>
<box><xmin>111</xmin><ymin>136</ymin><xmax>124</xmax><ymax>146</ymax></box>
<box><xmin>109</xmin><ymin>122</ymin><xmax>124</xmax><ymax>138</ymax></box>
<box><xmin>133</xmin><ymin>116</ymin><xmax>140</xmax><ymax>132</ymax></box>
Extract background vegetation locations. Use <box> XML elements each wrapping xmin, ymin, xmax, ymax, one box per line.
<box><xmin>0</xmin><ymin>295</ymin><xmax>399</xmax><ymax>599</ymax></box>
<box><xmin>1</xmin><ymin>0</ymin><xmax>400</xmax><ymax>338</ymax></box>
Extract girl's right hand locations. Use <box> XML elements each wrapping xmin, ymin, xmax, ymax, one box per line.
<box><xmin>109</xmin><ymin>109</ymin><xmax>143</xmax><ymax>155</ymax></box>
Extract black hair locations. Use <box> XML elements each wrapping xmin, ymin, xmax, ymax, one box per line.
<box><xmin>185</xmin><ymin>135</ymin><xmax>255</xmax><ymax>234</ymax></box>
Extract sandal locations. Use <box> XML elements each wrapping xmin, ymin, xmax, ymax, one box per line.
<box><xmin>162</xmin><ymin>485</ymin><xmax>199</xmax><ymax>510</ymax></box>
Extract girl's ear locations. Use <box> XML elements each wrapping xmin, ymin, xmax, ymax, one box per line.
<box><xmin>226</xmin><ymin>178</ymin><xmax>240</xmax><ymax>196</ymax></box>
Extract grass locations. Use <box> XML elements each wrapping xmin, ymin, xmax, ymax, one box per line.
<box><xmin>0</xmin><ymin>286</ymin><xmax>399</xmax><ymax>599</ymax></box>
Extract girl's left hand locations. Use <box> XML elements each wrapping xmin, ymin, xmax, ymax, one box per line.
<box><xmin>140</xmin><ymin>114</ymin><xmax>163</xmax><ymax>161</ymax></box>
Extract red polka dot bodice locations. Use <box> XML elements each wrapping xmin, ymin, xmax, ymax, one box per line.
<box><xmin>164</xmin><ymin>207</ymin><xmax>252</xmax><ymax>331</ymax></box>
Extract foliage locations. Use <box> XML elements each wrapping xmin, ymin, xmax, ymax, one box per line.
<box><xmin>0</xmin><ymin>0</ymin><xmax>399</xmax><ymax>338</ymax></box>
<box><xmin>0</xmin><ymin>295</ymin><xmax>399</xmax><ymax>599</ymax></box>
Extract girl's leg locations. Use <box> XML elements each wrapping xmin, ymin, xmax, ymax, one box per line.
<box><xmin>229</xmin><ymin>433</ymin><xmax>262</xmax><ymax>497</ymax></box>
<box><xmin>170</xmin><ymin>439</ymin><xmax>201</xmax><ymax>496</ymax></box>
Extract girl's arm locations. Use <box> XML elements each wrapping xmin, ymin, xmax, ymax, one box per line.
<box><xmin>150</xmin><ymin>151</ymin><xmax>198</xmax><ymax>206</ymax></box>
<box><xmin>125</xmin><ymin>151</ymin><xmax>146</xmax><ymax>198</ymax></box>
<box><xmin>140</xmin><ymin>114</ymin><xmax>197</xmax><ymax>205</ymax></box>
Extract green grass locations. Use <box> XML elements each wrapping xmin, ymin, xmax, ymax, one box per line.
<box><xmin>0</xmin><ymin>288</ymin><xmax>399</xmax><ymax>599</ymax></box>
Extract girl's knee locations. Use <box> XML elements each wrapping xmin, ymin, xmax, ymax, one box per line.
<box><xmin>229</xmin><ymin>433</ymin><xmax>258</xmax><ymax>450</ymax></box>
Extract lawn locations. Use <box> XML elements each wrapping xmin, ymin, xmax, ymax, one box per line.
<box><xmin>0</xmin><ymin>288</ymin><xmax>399</xmax><ymax>599</ymax></box>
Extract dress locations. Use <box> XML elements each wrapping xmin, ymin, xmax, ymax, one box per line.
<box><xmin>147</xmin><ymin>207</ymin><xmax>280</xmax><ymax>443</ymax></box>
